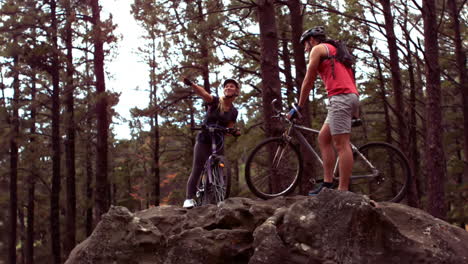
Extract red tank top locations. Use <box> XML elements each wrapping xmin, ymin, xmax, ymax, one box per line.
<box><xmin>318</xmin><ymin>43</ymin><xmax>358</xmax><ymax>97</ymax></box>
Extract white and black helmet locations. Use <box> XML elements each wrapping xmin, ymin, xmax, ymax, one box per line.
<box><xmin>300</xmin><ymin>26</ymin><xmax>326</xmax><ymax>44</ymax></box>
<box><xmin>223</xmin><ymin>78</ymin><xmax>240</xmax><ymax>98</ymax></box>
<box><xmin>223</xmin><ymin>79</ymin><xmax>239</xmax><ymax>89</ymax></box>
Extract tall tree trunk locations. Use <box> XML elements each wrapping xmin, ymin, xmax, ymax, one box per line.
<box><xmin>149</xmin><ymin>109</ymin><xmax>160</xmax><ymax>208</ymax></box>
<box><xmin>153</xmin><ymin>113</ymin><xmax>160</xmax><ymax>206</ymax></box>
<box><xmin>64</xmin><ymin>0</ymin><xmax>76</xmax><ymax>255</ymax></box>
<box><xmin>85</xmin><ymin>110</ymin><xmax>94</xmax><ymax>236</ymax></box>
<box><xmin>448</xmin><ymin>0</ymin><xmax>468</xmax><ymax>185</ymax></box>
<box><xmin>415</xmin><ymin>54</ymin><xmax>426</xmax><ymax>200</ymax></box>
<box><xmin>18</xmin><ymin>207</ymin><xmax>26</xmax><ymax>264</ymax></box>
<box><xmin>379</xmin><ymin>0</ymin><xmax>408</xmax><ymax>150</ymax></box>
<box><xmin>150</xmin><ymin>37</ymin><xmax>160</xmax><ymax>206</ymax></box>
<box><xmin>257</xmin><ymin>0</ymin><xmax>282</xmax><ymax>193</ymax></box>
<box><xmin>50</xmin><ymin>0</ymin><xmax>62</xmax><ymax>261</ymax></box>
<box><xmin>9</xmin><ymin>54</ymin><xmax>20</xmax><ymax>264</ymax></box>
<box><xmin>287</xmin><ymin>0</ymin><xmax>306</xmax><ymax>92</ymax></box>
<box><xmin>286</xmin><ymin>0</ymin><xmax>315</xmax><ymax>194</ymax></box>
<box><xmin>26</xmin><ymin>74</ymin><xmax>37</xmax><ymax>264</ymax></box>
<box><xmin>83</xmin><ymin>22</ymin><xmax>94</xmax><ymax>236</ymax></box>
<box><xmin>280</xmin><ymin>30</ymin><xmax>295</xmax><ymax>107</ymax></box>
<box><xmin>401</xmin><ymin>4</ymin><xmax>421</xmax><ymax>208</ymax></box>
<box><xmin>404</xmin><ymin>41</ymin><xmax>421</xmax><ymax>207</ymax></box>
<box><xmin>91</xmin><ymin>0</ymin><xmax>109</xmax><ymax>224</ymax></box>
<box><xmin>376</xmin><ymin>56</ymin><xmax>392</xmax><ymax>142</ymax></box>
<box><xmin>257</xmin><ymin>0</ymin><xmax>282</xmax><ymax>138</ymax></box>
<box><xmin>366</xmin><ymin>29</ymin><xmax>392</xmax><ymax>144</ymax></box>
<box><xmin>422</xmin><ymin>0</ymin><xmax>447</xmax><ymax>219</ymax></box>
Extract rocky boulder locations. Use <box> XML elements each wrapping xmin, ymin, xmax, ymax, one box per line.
<box><xmin>65</xmin><ymin>189</ymin><xmax>468</xmax><ymax>264</ymax></box>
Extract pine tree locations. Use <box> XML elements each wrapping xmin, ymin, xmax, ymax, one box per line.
<box><xmin>422</xmin><ymin>0</ymin><xmax>447</xmax><ymax>219</ymax></box>
<box><xmin>90</xmin><ymin>0</ymin><xmax>110</xmax><ymax>224</ymax></box>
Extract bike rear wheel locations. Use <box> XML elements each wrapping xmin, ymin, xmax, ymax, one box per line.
<box><xmin>350</xmin><ymin>142</ymin><xmax>411</xmax><ymax>203</ymax></box>
<box><xmin>245</xmin><ymin>137</ymin><xmax>302</xmax><ymax>199</ymax></box>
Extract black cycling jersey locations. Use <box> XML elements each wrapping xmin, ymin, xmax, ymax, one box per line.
<box><xmin>197</xmin><ymin>96</ymin><xmax>238</xmax><ymax>143</ymax></box>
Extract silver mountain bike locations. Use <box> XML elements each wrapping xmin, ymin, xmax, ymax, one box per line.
<box><xmin>245</xmin><ymin>100</ymin><xmax>411</xmax><ymax>203</ymax></box>
<box><xmin>192</xmin><ymin>125</ymin><xmax>235</xmax><ymax>206</ymax></box>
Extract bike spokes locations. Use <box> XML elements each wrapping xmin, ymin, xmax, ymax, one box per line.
<box><xmin>197</xmin><ymin>157</ymin><xmax>231</xmax><ymax>206</ymax></box>
<box><xmin>350</xmin><ymin>143</ymin><xmax>410</xmax><ymax>202</ymax></box>
<box><xmin>245</xmin><ymin>138</ymin><xmax>302</xmax><ymax>199</ymax></box>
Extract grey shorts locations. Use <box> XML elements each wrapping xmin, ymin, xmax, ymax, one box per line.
<box><xmin>324</xmin><ymin>93</ymin><xmax>359</xmax><ymax>135</ymax></box>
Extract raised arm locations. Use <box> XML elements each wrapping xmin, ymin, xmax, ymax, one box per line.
<box><xmin>183</xmin><ymin>78</ymin><xmax>213</xmax><ymax>103</ymax></box>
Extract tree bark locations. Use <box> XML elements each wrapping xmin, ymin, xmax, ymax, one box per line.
<box><xmin>422</xmin><ymin>0</ymin><xmax>447</xmax><ymax>219</ymax></box>
<box><xmin>18</xmin><ymin>207</ymin><xmax>26</xmax><ymax>264</ymax></box>
<box><xmin>149</xmin><ymin>36</ymin><xmax>160</xmax><ymax>206</ymax></box>
<box><xmin>401</xmin><ymin>4</ymin><xmax>421</xmax><ymax>208</ymax></box>
<box><xmin>365</xmin><ymin>27</ymin><xmax>392</xmax><ymax>144</ymax></box>
<box><xmin>153</xmin><ymin>114</ymin><xmax>160</xmax><ymax>206</ymax></box>
<box><xmin>50</xmin><ymin>1</ymin><xmax>62</xmax><ymax>262</ymax></box>
<box><xmin>415</xmin><ymin>54</ymin><xmax>426</xmax><ymax>200</ymax></box>
<box><xmin>448</xmin><ymin>0</ymin><xmax>468</xmax><ymax>185</ymax></box>
<box><xmin>379</xmin><ymin>0</ymin><xmax>408</xmax><ymax>150</ymax></box>
<box><xmin>280</xmin><ymin>30</ymin><xmax>295</xmax><ymax>106</ymax></box>
<box><xmin>82</xmin><ymin>21</ymin><xmax>95</xmax><ymax>236</ymax></box>
<box><xmin>85</xmin><ymin>111</ymin><xmax>94</xmax><ymax>236</ymax></box>
<box><xmin>257</xmin><ymin>0</ymin><xmax>282</xmax><ymax>138</ymax></box>
<box><xmin>26</xmin><ymin>74</ymin><xmax>37</xmax><ymax>264</ymax></box>
<box><xmin>287</xmin><ymin>0</ymin><xmax>306</xmax><ymax>89</ymax></box>
<box><xmin>91</xmin><ymin>0</ymin><xmax>110</xmax><ymax>224</ymax></box>
<box><xmin>9</xmin><ymin>54</ymin><xmax>20</xmax><ymax>264</ymax></box>
<box><xmin>257</xmin><ymin>0</ymin><xmax>283</xmax><ymax>193</ymax></box>
<box><xmin>64</xmin><ymin>0</ymin><xmax>76</xmax><ymax>255</ymax></box>
<box><xmin>404</xmin><ymin>40</ymin><xmax>421</xmax><ymax>208</ymax></box>
<box><xmin>286</xmin><ymin>0</ymin><xmax>315</xmax><ymax>194</ymax></box>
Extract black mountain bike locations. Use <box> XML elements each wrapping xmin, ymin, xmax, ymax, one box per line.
<box><xmin>245</xmin><ymin>100</ymin><xmax>411</xmax><ymax>203</ymax></box>
<box><xmin>192</xmin><ymin>125</ymin><xmax>234</xmax><ymax>206</ymax></box>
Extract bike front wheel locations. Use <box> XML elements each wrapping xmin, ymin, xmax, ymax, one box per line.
<box><xmin>197</xmin><ymin>156</ymin><xmax>231</xmax><ymax>206</ymax></box>
<box><xmin>210</xmin><ymin>156</ymin><xmax>231</xmax><ymax>204</ymax></box>
<box><xmin>350</xmin><ymin>142</ymin><xmax>411</xmax><ymax>203</ymax></box>
<box><xmin>245</xmin><ymin>137</ymin><xmax>302</xmax><ymax>199</ymax></box>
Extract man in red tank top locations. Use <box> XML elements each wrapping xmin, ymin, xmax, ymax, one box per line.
<box><xmin>288</xmin><ymin>26</ymin><xmax>360</xmax><ymax>195</ymax></box>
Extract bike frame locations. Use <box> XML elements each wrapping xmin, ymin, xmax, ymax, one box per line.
<box><xmin>283</xmin><ymin>121</ymin><xmax>379</xmax><ymax>180</ymax></box>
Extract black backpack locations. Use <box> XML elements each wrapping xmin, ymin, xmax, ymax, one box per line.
<box><xmin>321</xmin><ymin>40</ymin><xmax>355</xmax><ymax>78</ymax></box>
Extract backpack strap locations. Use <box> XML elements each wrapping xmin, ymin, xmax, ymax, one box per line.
<box><xmin>322</xmin><ymin>43</ymin><xmax>330</xmax><ymax>58</ymax></box>
<box><xmin>320</xmin><ymin>43</ymin><xmax>336</xmax><ymax>79</ymax></box>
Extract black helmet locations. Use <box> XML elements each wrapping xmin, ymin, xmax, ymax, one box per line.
<box><xmin>223</xmin><ymin>79</ymin><xmax>239</xmax><ymax>89</ymax></box>
<box><xmin>300</xmin><ymin>26</ymin><xmax>326</xmax><ymax>44</ymax></box>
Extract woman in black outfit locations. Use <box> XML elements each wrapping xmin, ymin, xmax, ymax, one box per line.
<box><xmin>182</xmin><ymin>78</ymin><xmax>240</xmax><ymax>208</ymax></box>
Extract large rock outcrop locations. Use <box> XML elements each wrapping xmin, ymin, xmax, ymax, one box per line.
<box><xmin>65</xmin><ymin>189</ymin><xmax>468</xmax><ymax>264</ymax></box>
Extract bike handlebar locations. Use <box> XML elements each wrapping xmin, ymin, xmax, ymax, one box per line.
<box><xmin>271</xmin><ymin>99</ymin><xmax>298</xmax><ymax>123</ymax></box>
<box><xmin>191</xmin><ymin>125</ymin><xmax>238</xmax><ymax>135</ymax></box>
